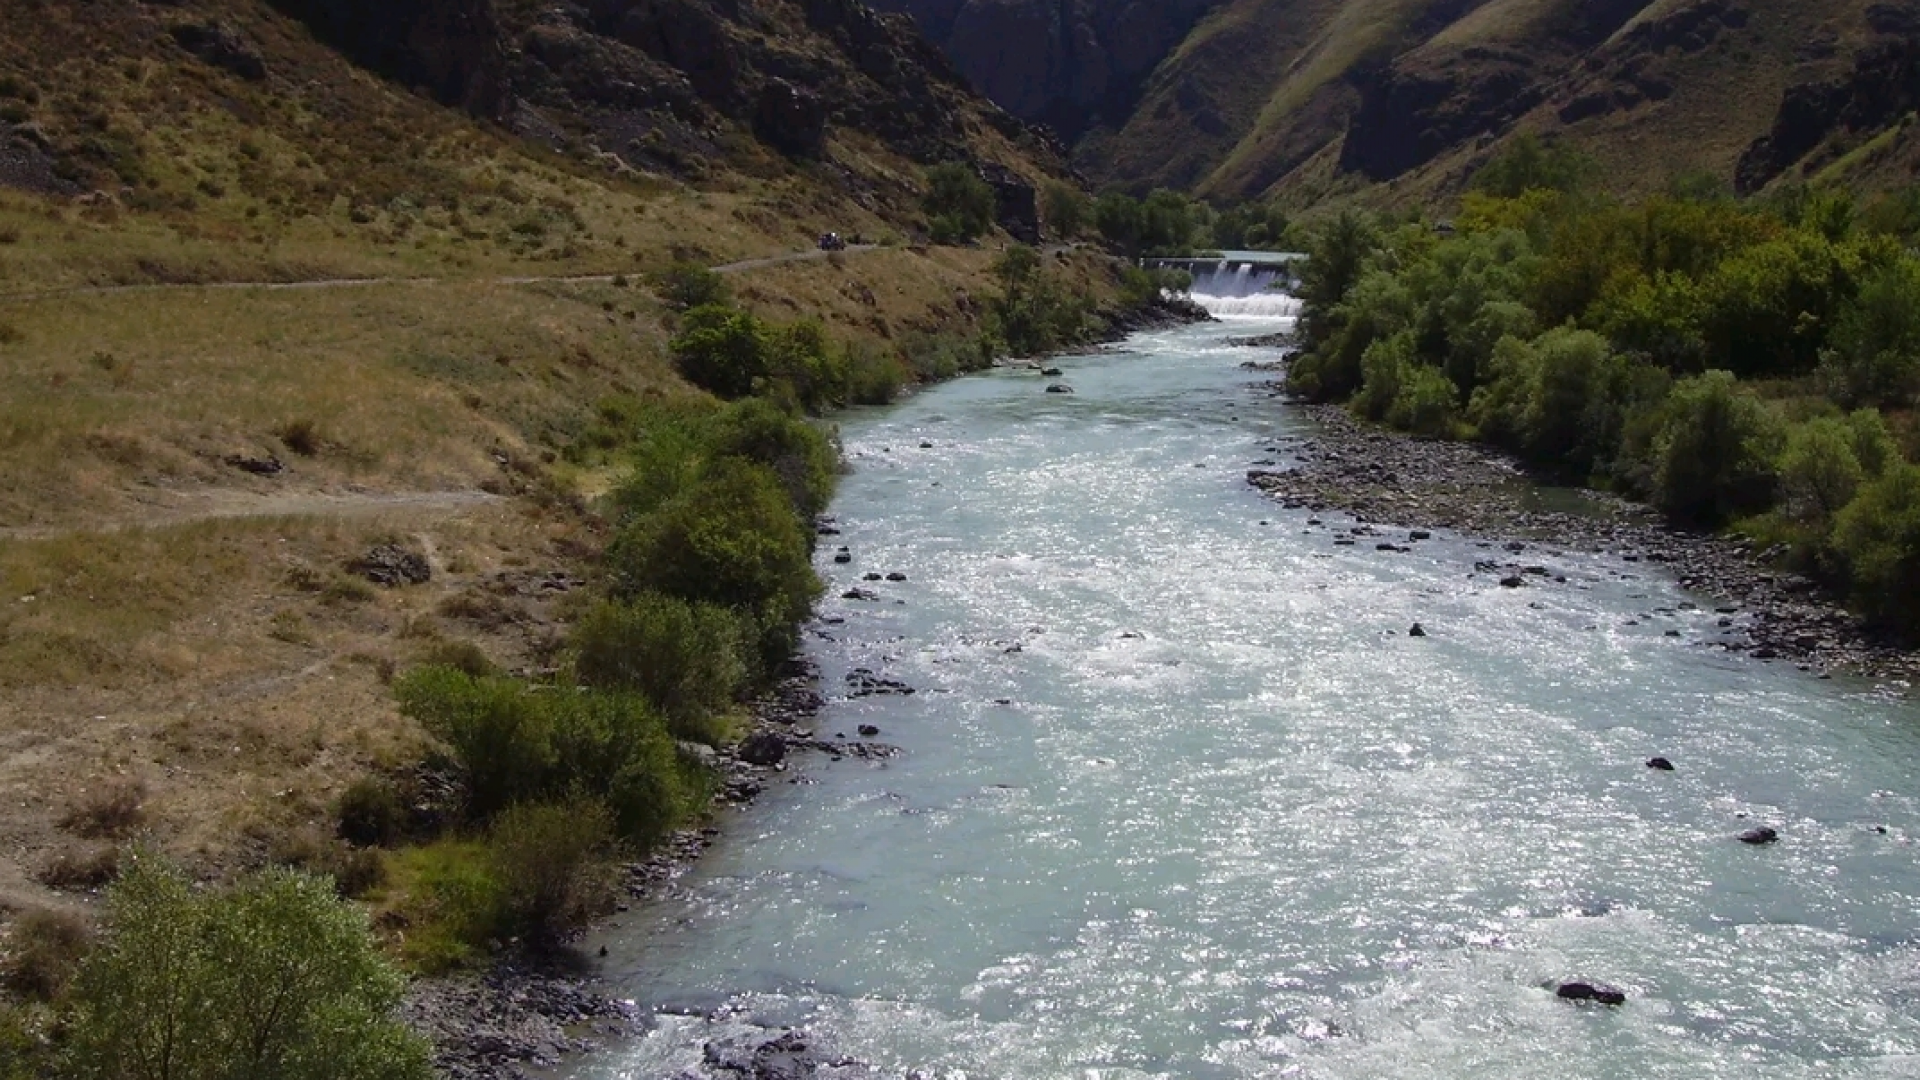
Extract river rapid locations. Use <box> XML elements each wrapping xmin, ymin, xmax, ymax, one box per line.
<box><xmin>566</xmin><ymin>308</ymin><xmax>1920</xmax><ymax>1079</ymax></box>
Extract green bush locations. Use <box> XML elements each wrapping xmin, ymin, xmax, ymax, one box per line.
<box><xmin>1651</xmin><ymin>371</ymin><xmax>1785</xmax><ymax>525</ymax></box>
<box><xmin>63</xmin><ymin>856</ymin><xmax>430</xmax><ymax>1080</ymax></box>
<box><xmin>671</xmin><ymin>303</ymin><xmax>768</xmax><ymax>400</ymax></box>
<box><xmin>574</xmin><ymin>595</ymin><xmax>746</xmax><ymax>746</ymax></box>
<box><xmin>1470</xmin><ymin>133</ymin><xmax>1596</xmax><ymax>198</ymax></box>
<box><xmin>336</xmin><ymin>776</ymin><xmax>405</xmax><ymax>848</ymax></box>
<box><xmin>648</xmin><ymin>261</ymin><xmax>731</xmax><ymax>312</ymax></box>
<box><xmin>1833</xmin><ymin>463</ymin><xmax>1920</xmax><ymax>635</ymax></box>
<box><xmin>703</xmin><ymin>396</ymin><xmax>839</xmax><ymax>519</ymax></box>
<box><xmin>395</xmin><ymin>669</ymin><xmax>703</xmax><ymax>845</ymax></box>
<box><xmin>606</xmin><ymin>458</ymin><xmax>820</xmax><ymax>675</ymax></box>
<box><xmin>924</xmin><ymin>163</ymin><xmax>994</xmax><ymax>245</ymax></box>
<box><xmin>395</xmin><ymin>668</ymin><xmax>554</xmax><ymax>820</ymax></box>
<box><xmin>1389</xmin><ymin>362</ymin><xmax>1460</xmax><ymax>437</ymax></box>
<box><xmin>488</xmin><ymin>799</ymin><xmax>616</xmax><ymax>945</ymax></box>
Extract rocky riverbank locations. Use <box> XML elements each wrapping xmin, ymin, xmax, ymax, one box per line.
<box><xmin>1244</xmin><ymin>384</ymin><xmax>1920</xmax><ymax>687</ymax></box>
<box><xmin>401</xmin><ymin>658</ymin><xmax>894</xmax><ymax>1079</ymax></box>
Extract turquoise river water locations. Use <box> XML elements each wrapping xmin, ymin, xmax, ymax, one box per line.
<box><xmin>566</xmin><ymin>306</ymin><xmax>1920</xmax><ymax>1079</ymax></box>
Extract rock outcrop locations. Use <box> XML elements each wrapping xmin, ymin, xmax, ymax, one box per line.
<box><xmin>268</xmin><ymin>0</ymin><xmax>510</xmax><ymax>117</ymax></box>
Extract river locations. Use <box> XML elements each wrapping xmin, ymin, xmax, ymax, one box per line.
<box><xmin>564</xmin><ymin>307</ymin><xmax>1920</xmax><ymax>1079</ymax></box>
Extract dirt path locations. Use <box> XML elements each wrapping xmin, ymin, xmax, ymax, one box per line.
<box><xmin>0</xmin><ymin>245</ymin><xmax>884</xmax><ymax>305</ymax></box>
<box><xmin>0</xmin><ymin>489</ymin><xmax>504</xmax><ymax>542</ymax></box>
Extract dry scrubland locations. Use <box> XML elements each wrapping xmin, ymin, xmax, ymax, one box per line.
<box><xmin>0</xmin><ymin>31</ymin><xmax>1137</xmax><ymax>938</ymax></box>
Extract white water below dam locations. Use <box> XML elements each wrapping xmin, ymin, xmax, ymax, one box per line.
<box><xmin>1182</xmin><ymin>261</ymin><xmax>1302</xmax><ymax>320</ymax></box>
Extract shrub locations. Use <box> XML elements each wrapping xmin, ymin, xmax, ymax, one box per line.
<box><xmin>488</xmin><ymin>799</ymin><xmax>615</xmax><ymax>944</ymax></box>
<box><xmin>59</xmin><ymin>779</ymin><xmax>145</xmax><ymax>840</ymax></box>
<box><xmin>574</xmin><ymin>595</ymin><xmax>746</xmax><ymax>745</ymax></box>
<box><xmin>1389</xmin><ymin>362</ymin><xmax>1460</xmax><ymax>437</ymax></box>
<box><xmin>923</xmin><ymin>163</ymin><xmax>994</xmax><ymax>245</ymax></box>
<box><xmin>278</xmin><ymin>418</ymin><xmax>322</xmax><ymax>456</ymax></box>
<box><xmin>3</xmin><ymin>908</ymin><xmax>90</xmax><ymax>1000</ymax></box>
<box><xmin>1471</xmin><ymin>133</ymin><xmax>1596</xmax><ymax>198</ymax></box>
<box><xmin>671</xmin><ymin>303</ymin><xmax>768</xmax><ymax>399</ymax></box>
<box><xmin>647</xmin><ymin>262</ymin><xmax>730</xmax><ymax>312</ymax></box>
<box><xmin>395</xmin><ymin>668</ymin><xmax>555</xmax><ymax>820</ymax></box>
<box><xmin>336</xmin><ymin>776</ymin><xmax>406</xmax><ymax>848</ymax></box>
<box><xmin>394</xmin><ymin>669</ymin><xmax>701</xmax><ymax>845</ymax></box>
<box><xmin>840</xmin><ymin>342</ymin><xmax>906</xmax><ymax>405</ymax></box>
<box><xmin>1833</xmin><ymin>463</ymin><xmax>1920</xmax><ymax>635</ymax></box>
<box><xmin>1652</xmin><ymin>370</ymin><xmax>1785</xmax><ymax>525</ymax></box>
<box><xmin>63</xmin><ymin>856</ymin><xmax>431</xmax><ymax>1080</ymax></box>
<box><xmin>605</xmin><ymin>458</ymin><xmax>820</xmax><ymax>675</ymax></box>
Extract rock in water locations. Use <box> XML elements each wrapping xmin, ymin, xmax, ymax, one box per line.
<box><xmin>1556</xmin><ymin>981</ymin><xmax>1626</xmax><ymax>1006</ymax></box>
<box><xmin>1408</xmin><ymin>623</ymin><xmax>1428</xmax><ymax>637</ymax></box>
<box><xmin>737</xmin><ymin>732</ymin><xmax>787</xmax><ymax>767</ymax></box>
<box><xmin>1046</xmin><ymin>384</ymin><xmax>1075</xmax><ymax>394</ymax></box>
<box><xmin>1040</xmin><ymin>367</ymin><xmax>1064</xmax><ymax>377</ymax></box>
<box><xmin>857</xmin><ymin>724</ymin><xmax>880</xmax><ymax>737</ymax></box>
<box><xmin>1647</xmin><ymin>756</ymin><xmax>1675</xmax><ymax>771</ymax></box>
<box><xmin>1738</xmin><ymin>826</ymin><xmax>1780</xmax><ymax>845</ymax></box>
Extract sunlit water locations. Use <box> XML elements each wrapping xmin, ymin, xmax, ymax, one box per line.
<box><xmin>567</xmin><ymin>306</ymin><xmax>1920</xmax><ymax>1079</ymax></box>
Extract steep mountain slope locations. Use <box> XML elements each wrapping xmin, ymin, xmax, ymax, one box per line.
<box><xmin>1073</xmin><ymin>0</ymin><xmax>1920</xmax><ymax>204</ymax></box>
<box><xmin>864</xmin><ymin>0</ymin><xmax>1224</xmax><ymax>140</ymax></box>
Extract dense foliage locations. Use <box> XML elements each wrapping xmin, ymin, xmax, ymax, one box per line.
<box><xmin>1290</xmin><ymin>139</ymin><xmax>1920</xmax><ymax>635</ymax></box>
<box><xmin>924</xmin><ymin>163</ymin><xmax>996</xmax><ymax>245</ymax></box>
<box><xmin>62</xmin><ymin>857</ymin><xmax>429</xmax><ymax>1080</ymax></box>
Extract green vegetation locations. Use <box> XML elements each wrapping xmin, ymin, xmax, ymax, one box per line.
<box><xmin>925</xmin><ymin>163</ymin><xmax>996</xmax><ymax>245</ymax></box>
<box><xmin>61</xmin><ymin>856</ymin><xmax>430</xmax><ymax>1080</ymax></box>
<box><xmin>1094</xmin><ymin>189</ymin><xmax>1202</xmax><ymax>256</ymax></box>
<box><xmin>670</xmin><ymin>305</ymin><xmax>904</xmax><ymax>411</ymax></box>
<box><xmin>1042</xmin><ymin>182</ymin><xmax>1088</xmax><ymax>240</ymax></box>
<box><xmin>984</xmin><ymin>245</ymin><xmax>1094</xmax><ymax>357</ymax></box>
<box><xmin>1292</xmin><ymin>137</ymin><xmax>1920</xmax><ymax>636</ymax></box>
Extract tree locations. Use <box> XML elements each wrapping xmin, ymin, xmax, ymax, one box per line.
<box><xmin>671</xmin><ymin>304</ymin><xmax>768</xmax><ymax>399</ymax></box>
<box><xmin>924</xmin><ymin>163</ymin><xmax>994</xmax><ymax>245</ymax></box>
<box><xmin>1819</xmin><ymin>258</ymin><xmax>1920</xmax><ymax>407</ymax></box>
<box><xmin>1470</xmin><ymin>133</ymin><xmax>1596</xmax><ymax>198</ymax></box>
<box><xmin>1833</xmin><ymin>463</ymin><xmax>1920</xmax><ymax>635</ymax></box>
<box><xmin>1778</xmin><ymin>417</ymin><xmax>1866</xmax><ymax>531</ymax></box>
<box><xmin>64</xmin><ymin>856</ymin><xmax>430</xmax><ymax>1080</ymax></box>
<box><xmin>1651</xmin><ymin>370</ymin><xmax>1784</xmax><ymax>525</ymax></box>
<box><xmin>1093</xmin><ymin>191</ymin><xmax>1145</xmax><ymax>255</ymax></box>
<box><xmin>1041</xmin><ymin>182</ymin><xmax>1087</xmax><ymax>240</ymax></box>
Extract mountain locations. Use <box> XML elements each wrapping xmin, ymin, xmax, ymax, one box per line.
<box><xmin>886</xmin><ymin>0</ymin><xmax>1920</xmax><ymax>205</ymax></box>
<box><xmin>0</xmin><ymin>0</ymin><xmax>1063</xmax><ymax>216</ymax></box>
<box><xmin>864</xmin><ymin>0</ymin><xmax>1224</xmax><ymax>141</ymax></box>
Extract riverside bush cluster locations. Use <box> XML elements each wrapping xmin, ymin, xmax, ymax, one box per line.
<box><xmin>380</xmin><ymin>393</ymin><xmax>834</xmax><ymax>966</ymax></box>
<box><xmin>669</xmin><ymin>300</ymin><xmax>905</xmax><ymax>411</ymax></box>
<box><xmin>1292</xmin><ymin>136</ymin><xmax>1920</xmax><ymax>635</ymax></box>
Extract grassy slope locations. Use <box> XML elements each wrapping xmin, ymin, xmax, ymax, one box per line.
<box><xmin>1090</xmin><ymin>0</ymin><xmax>1901</xmax><ymax>206</ymax></box>
<box><xmin>0</xmin><ymin>0</ymin><xmax>1065</xmax><ymax>913</ymax></box>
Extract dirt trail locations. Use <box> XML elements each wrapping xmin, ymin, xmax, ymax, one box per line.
<box><xmin>0</xmin><ymin>244</ymin><xmax>883</xmax><ymax>305</ymax></box>
<box><xmin>0</xmin><ymin>489</ymin><xmax>504</xmax><ymax>542</ymax></box>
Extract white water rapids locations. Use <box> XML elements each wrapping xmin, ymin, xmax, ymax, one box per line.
<box><xmin>564</xmin><ymin>302</ymin><xmax>1920</xmax><ymax>1079</ymax></box>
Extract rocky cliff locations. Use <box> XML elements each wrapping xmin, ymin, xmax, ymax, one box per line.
<box><xmin>263</xmin><ymin>0</ymin><xmax>1055</xmax><ymax>177</ymax></box>
<box><xmin>866</xmin><ymin>0</ymin><xmax>1224</xmax><ymax>140</ymax></box>
<box><xmin>1064</xmin><ymin>0</ymin><xmax>1920</xmax><ymax>204</ymax></box>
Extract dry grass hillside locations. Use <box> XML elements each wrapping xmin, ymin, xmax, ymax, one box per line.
<box><xmin>0</xmin><ymin>0</ymin><xmax>1088</xmax><ymax>919</ymax></box>
<box><xmin>1083</xmin><ymin>0</ymin><xmax>1920</xmax><ymax>206</ymax></box>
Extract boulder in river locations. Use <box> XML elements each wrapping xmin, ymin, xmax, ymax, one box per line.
<box><xmin>1647</xmin><ymin>757</ymin><xmax>1675</xmax><ymax>771</ymax></box>
<box><xmin>1046</xmin><ymin>384</ymin><xmax>1075</xmax><ymax>394</ymax></box>
<box><xmin>1738</xmin><ymin>826</ymin><xmax>1780</xmax><ymax>845</ymax></box>
<box><xmin>1499</xmin><ymin>575</ymin><xmax>1526</xmax><ymax>588</ymax></box>
<box><xmin>737</xmin><ymin>732</ymin><xmax>787</xmax><ymax>767</ymax></box>
<box><xmin>1556</xmin><ymin>981</ymin><xmax>1626</xmax><ymax>1005</ymax></box>
<box><xmin>1409</xmin><ymin>623</ymin><xmax>1428</xmax><ymax>637</ymax></box>
<box><xmin>858</xmin><ymin>724</ymin><xmax>880</xmax><ymax>737</ymax></box>
<box><xmin>1041</xmin><ymin>367</ymin><xmax>1064</xmax><ymax>377</ymax></box>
